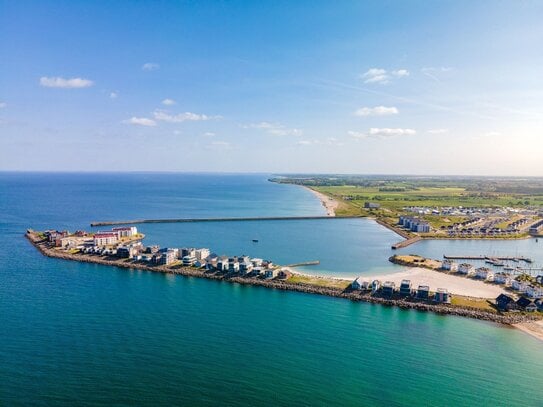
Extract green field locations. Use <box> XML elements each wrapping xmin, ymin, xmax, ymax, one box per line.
<box><xmin>271</xmin><ymin>176</ymin><xmax>543</xmax><ymax>233</ymax></box>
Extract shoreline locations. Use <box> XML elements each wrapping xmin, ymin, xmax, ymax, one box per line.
<box><xmin>303</xmin><ymin>186</ymin><xmax>338</xmax><ymax>216</ymax></box>
<box><xmin>26</xmin><ymin>231</ymin><xmax>542</xmax><ymax>339</ymax></box>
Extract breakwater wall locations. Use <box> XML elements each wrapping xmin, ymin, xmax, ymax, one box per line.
<box><xmin>26</xmin><ymin>231</ymin><xmax>538</xmax><ymax>326</ymax></box>
<box><xmin>90</xmin><ymin>215</ymin><xmax>362</xmax><ymax>227</ymax></box>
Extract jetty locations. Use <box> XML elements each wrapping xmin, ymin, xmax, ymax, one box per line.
<box><xmin>284</xmin><ymin>261</ymin><xmax>320</xmax><ymax>268</ymax></box>
<box><xmin>90</xmin><ymin>215</ymin><xmax>362</xmax><ymax>227</ymax></box>
<box><xmin>443</xmin><ymin>255</ymin><xmax>533</xmax><ymax>263</ymax></box>
<box><xmin>391</xmin><ymin>236</ymin><xmax>422</xmax><ymax>250</ymax></box>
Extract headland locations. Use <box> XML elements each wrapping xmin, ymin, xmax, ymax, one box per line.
<box><xmin>26</xmin><ymin>229</ymin><xmax>542</xmax><ymax>336</ymax></box>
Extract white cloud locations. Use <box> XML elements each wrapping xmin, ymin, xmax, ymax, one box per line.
<box><xmin>40</xmin><ymin>76</ymin><xmax>94</xmax><ymax>88</ymax></box>
<box><xmin>391</xmin><ymin>69</ymin><xmax>409</xmax><ymax>78</ymax></box>
<box><xmin>0</xmin><ymin>102</ymin><xmax>6</xmax><ymax>108</ymax></box>
<box><xmin>123</xmin><ymin>117</ymin><xmax>157</xmax><ymax>127</ymax></box>
<box><xmin>427</xmin><ymin>128</ymin><xmax>448</xmax><ymax>134</ymax></box>
<box><xmin>243</xmin><ymin>121</ymin><xmax>302</xmax><ymax>136</ymax></box>
<box><xmin>202</xmin><ymin>132</ymin><xmax>216</xmax><ymax>137</ymax></box>
<box><xmin>296</xmin><ymin>137</ymin><xmax>344</xmax><ymax>147</ymax></box>
<box><xmin>142</xmin><ymin>63</ymin><xmax>160</xmax><ymax>71</ymax></box>
<box><xmin>354</xmin><ymin>106</ymin><xmax>399</xmax><ymax>116</ymax></box>
<box><xmin>349</xmin><ymin>128</ymin><xmax>416</xmax><ymax>139</ymax></box>
<box><xmin>421</xmin><ymin>67</ymin><xmax>453</xmax><ymax>82</ymax></box>
<box><xmin>153</xmin><ymin>110</ymin><xmax>218</xmax><ymax>123</ymax></box>
<box><xmin>161</xmin><ymin>98</ymin><xmax>176</xmax><ymax>105</ymax></box>
<box><xmin>109</xmin><ymin>91</ymin><xmax>118</xmax><ymax>99</ymax></box>
<box><xmin>360</xmin><ymin>68</ymin><xmax>409</xmax><ymax>84</ymax></box>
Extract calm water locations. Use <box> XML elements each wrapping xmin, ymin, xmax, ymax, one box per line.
<box><xmin>0</xmin><ymin>173</ymin><xmax>542</xmax><ymax>406</ymax></box>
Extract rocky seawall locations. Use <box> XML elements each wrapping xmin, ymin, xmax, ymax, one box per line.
<box><xmin>26</xmin><ymin>231</ymin><xmax>538</xmax><ymax>326</ymax></box>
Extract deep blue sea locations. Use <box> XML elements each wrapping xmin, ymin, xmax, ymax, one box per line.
<box><xmin>0</xmin><ymin>172</ymin><xmax>542</xmax><ymax>406</ymax></box>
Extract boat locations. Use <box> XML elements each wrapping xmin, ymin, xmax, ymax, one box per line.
<box><xmin>252</xmin><ymin>239</ymin><xmax>259</xmax><ymax>243</ymax></box>
<box><xmin>504</xmin><ymin>266</ymin><xmax>514</xmax><ymax>271</ymax></box>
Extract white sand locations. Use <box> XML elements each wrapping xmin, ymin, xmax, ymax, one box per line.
<box><xmin>362</xmin><ymin>267</ymin><xmax>506</xmax><ymax>298</ymax></box>
<box><xmin>305</xmin><ymin>187</ymin><xmax>338</xmax><ymax>216</ymax></box>
<box><xmin>513</xmin><ymin>320</ymin><xmax>543</xmax><ymax>342</ymax></box>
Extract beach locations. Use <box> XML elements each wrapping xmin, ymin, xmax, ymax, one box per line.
<box><xmin>514</xmin><ymin>320</ymin><xmax>543</xmax><ymax>342</ymax></box>
<box><xmin>305</xmin><ymin>187</ymin><xmax>338</xmax><ymax>216</ymax></box>
<box><xmin>290</xmin><ymin>266</ymin><xmax>506</xmax><ymax>298</ymax></box>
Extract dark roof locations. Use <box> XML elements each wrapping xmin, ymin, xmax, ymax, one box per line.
<box><xmin>496</xmin><ymin>294</ymin><xmax>515</xmax><ymax>304</ymax></box>
<box><xmin>516</xmin><ymin>297</ymin><xmax>534</xmax><ymax>308</ymax></box>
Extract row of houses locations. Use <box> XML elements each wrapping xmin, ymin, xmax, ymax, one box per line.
<box><xmin>496</xmin><ymin>294</ymin><xmax>543</xmax><ymax>313</ymax></box>
<box><xmin>442</xmin><ymin>260</ymin><xmax>543</xmax><ymax>298</ymax></box>
<box><xmin>350</xmin><ymin>278</ymin><xmax>451</xmax><ymax>303</ymax></box>
<box><xmin>398</xmin><ymin>216</ymin><xmax>431</xmax><ymax>233</ymax></box>
<box><xmin>529</xmin><ymin>219</ymin><xmax>543</xmax><ymax>235</ymax></box>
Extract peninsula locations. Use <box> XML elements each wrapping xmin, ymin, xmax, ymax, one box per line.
<box><xmin>26</xmin><ymin>228</ymin><xmax>542</xmax><ymax>335</ymax></box>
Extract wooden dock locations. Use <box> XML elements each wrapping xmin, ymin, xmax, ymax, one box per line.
<box><xmin>90</xmin><ymin>215</ymin><xmax>362</xmax><ymax>227</ymax></box>
<box><xmin>443</xmin><ymin>255</ymin><xmax>533</xmax><ymax>263</ymax></box>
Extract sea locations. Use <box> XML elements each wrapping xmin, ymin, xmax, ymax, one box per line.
<box><xmin>0</xmin><ymin>172</ymin><xmax>542</xmax><ymax>406</ymax></box>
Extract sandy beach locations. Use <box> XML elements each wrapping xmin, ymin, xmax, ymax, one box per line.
<box><xmin>513</xmin><ymin>320</ymin><xmax>543</xmax><ymax>342</ymax></box>
<box><xmin>305</xmin><ymin>187</ymin><xmax>338</xmax><ymax>216</ymax></box>
<box><xmin>291</xmin><ymin>266</ymin><xmax>506</xmax><ymax>298</ymax></box>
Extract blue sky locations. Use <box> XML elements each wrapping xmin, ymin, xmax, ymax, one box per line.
<box><xmin>1</xmin><ymin>0</ymin><xmax>543</xmax><ymax>174</ymax></box>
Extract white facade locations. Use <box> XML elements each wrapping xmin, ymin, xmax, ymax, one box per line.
<box><xmin>112</xmin><ymin>226</ymin><xmax>138</xmax><ymax>238</ymax></box>
<box><xmin>195</xmin><ymin>248</ymin><xmax>210</xmax><ymax>260</ymax></box>
<box><xmin>442</xmin><ymin>260</ymin><xmax>458</xmax><ymax>272</ymax></box>
<box><xmin>93</xmin><ymin>233</ymin><xmax>118</xmax><ymax>246</ymax></box>
<box><xmin>475</xmin><ymin>267</ymin><xmax>494</xmax><ymax>281</ymax></box>
<box><xmin>458</xmin><ymin>263</ymin><xmax>475</xmax><ymax>275</ymax></box>
<box><xmin>494</xmin><ymin>273</ymin><xmax>512</xmax><ymax>285</ymax></box>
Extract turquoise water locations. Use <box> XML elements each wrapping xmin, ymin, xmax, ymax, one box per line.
<box><xmin>1</xmin><ymin>173</ymin><xmax>542</xmax><ymax>406</ymax></box>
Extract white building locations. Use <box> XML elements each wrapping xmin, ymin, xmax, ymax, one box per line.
<box><xmin>442</xmin><ymin>259</ymin><xmax>458</xmax><ymax>272</ymax></box>
<box><xmin>526</xmin><ymin>285</ymin><xmax>543</xmax><ymax>299</ymax></box>
<box><xmin>93</xmin><ymin>232</ymin><xmax>118</xmax><ymax>246</ymax></box>
<box><xmin>475</xmin><ymin>267</ymin><xmax>494</xmax><ymax>281</ymax></box>
<box><xmin>112</xmin><ymin>226</ymin><xmax>138</xmax><ymax>238</ymax></box>
<box><xmin>511</xmin><ymin>280</ymin><xmax>529</xmax><ymax>293</ymax></box>
<box><xmin>494</xmin><ymin>272</ymin><xmax>512</xmax><ymax>286</ymax></box>
<box><xmin>458</xmin><ymin>263</ymin><xmax>475</xmax><ymax>275</ymax></box>
<box><xmin>195</xmin><ymin>248</ymin><xmax>210</xmax><ymax>260</ymax></box>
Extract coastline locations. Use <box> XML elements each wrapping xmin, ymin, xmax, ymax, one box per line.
<box><xmin>26</xmin><ymin>231</ymin><xmax>541</xmax><ymax>337</ymax></box>
<box><xmin>303</xmin><ymin>186</ymin><xmax>338</xmax><ymax>216</ymax></box>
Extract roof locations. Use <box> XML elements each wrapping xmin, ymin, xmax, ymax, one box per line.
<box><xmin>496</xmin><ymin>294</ymin><xmax>515</xmax><ymax>303</ymax></box>
<box><xmin>516</xmin><ymin>297</ymin><xmax>534</xmax><ymax>307</ymax></box>
<box><xmin>94</xmin><ymin>233</ymin><xmax>117</xmax><ymax>238</ymax></box>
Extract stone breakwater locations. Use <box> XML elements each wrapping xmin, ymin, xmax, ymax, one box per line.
<box><xmin>26</xmin><ymin>232</ymin><xmax>537</xmax><ymax>326</ymax></box>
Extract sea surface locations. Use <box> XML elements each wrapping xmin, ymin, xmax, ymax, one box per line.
<box><xmin>0</xmin><ymin>172</ymin><xmax>542</xmax><ymax>406</ymax></box>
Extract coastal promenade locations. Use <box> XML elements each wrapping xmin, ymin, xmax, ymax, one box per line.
<box><xmin>90</xmin><ymin>215</ymin><xmax>362</xmax><ymax>227</ymax></box>
<box><xmin>26</xmin><ymin>231</ymin><xmax>538</xmax><ymax>327</ymax></box>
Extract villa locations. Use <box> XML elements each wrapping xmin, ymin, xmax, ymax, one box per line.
<box><xmin>511</xmin><ymin>280</ymin><xmax>529</xmax><ymax>293</ymax></box>
<box><xmin>442</xmin><ymin>259</ymin><xmax>458</xmax><ymax>272</ymax></box>
<box><xmin>458</xmin><ymin>263</ymin><xmax>475</xmax><ymax>276</ymax></box>
<box><xmin>494</xmin><ymin>272</ymin><xmax>512</xmax><ymax>286</ymax></box>
<box><xmin>434</xmin><ymin>288</ymin><xmax>451</xmax><ymax>303</ymax></box>
<box><xmin>475</xmin><ymin>267</ymin><xmax>494</xmax><ymax>281</ymax></box>
<box><xmin>526</xmin><ymin>285</ymin><xmax>543</xmax><ymax>299</ymax></box>
<box><xmin>416</xmin><ymin>285</ymin><xmax>430</xmax><ymax>300</ymax></box>
<box><xmin>495</xmin><ymin>294</ymin><xmax>518</xmax><ymax>311</ymax></box>
<box><xmin>382</xmin><ymin>281</ymin><xmax>395</xmax><ymax>297</ymax></box>
<box><xmin>399</xmin><ymin>280</ymin><xmax>412</xmax><ymax>296</ymax></box>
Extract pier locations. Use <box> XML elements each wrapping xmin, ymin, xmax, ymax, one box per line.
<box><xmin>284</xmin><ymin>261</ymin><xmax>320</xmax><ymax>268</ymax></box>
<box><xmin>443</xmin><ymin>255</ymin><xmax>533</xmax><ymax>263</ymax></box>
<box><xmin>391</xmin><ymin>236</ymin><xmax>422</xmax><ymax>250</ymax></box>
<box><xmin>90</xmin><ymin>215</ymin><xmax>362</xmax><ymax>227</ymax></box>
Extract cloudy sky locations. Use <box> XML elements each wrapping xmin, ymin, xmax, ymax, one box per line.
<box><xmin>1</xmin><ymin>1</ymin><xmax>543</xmax><ymax>175</ymax></box>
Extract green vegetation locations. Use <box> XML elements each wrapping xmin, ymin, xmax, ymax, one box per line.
<box><xmin>451</xmin><ymin>297</ymin><xmax>496</xmax><ymax>312</ymax></box>
<box><xmin>271</xmin><ymin>176</ymin><xmax>543</xmax><ymax>234</ymax></box>
<box><xmin>287</xmin><ymin>274</ymin><xmax>350</xmax><ymax>289</ymax></box>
